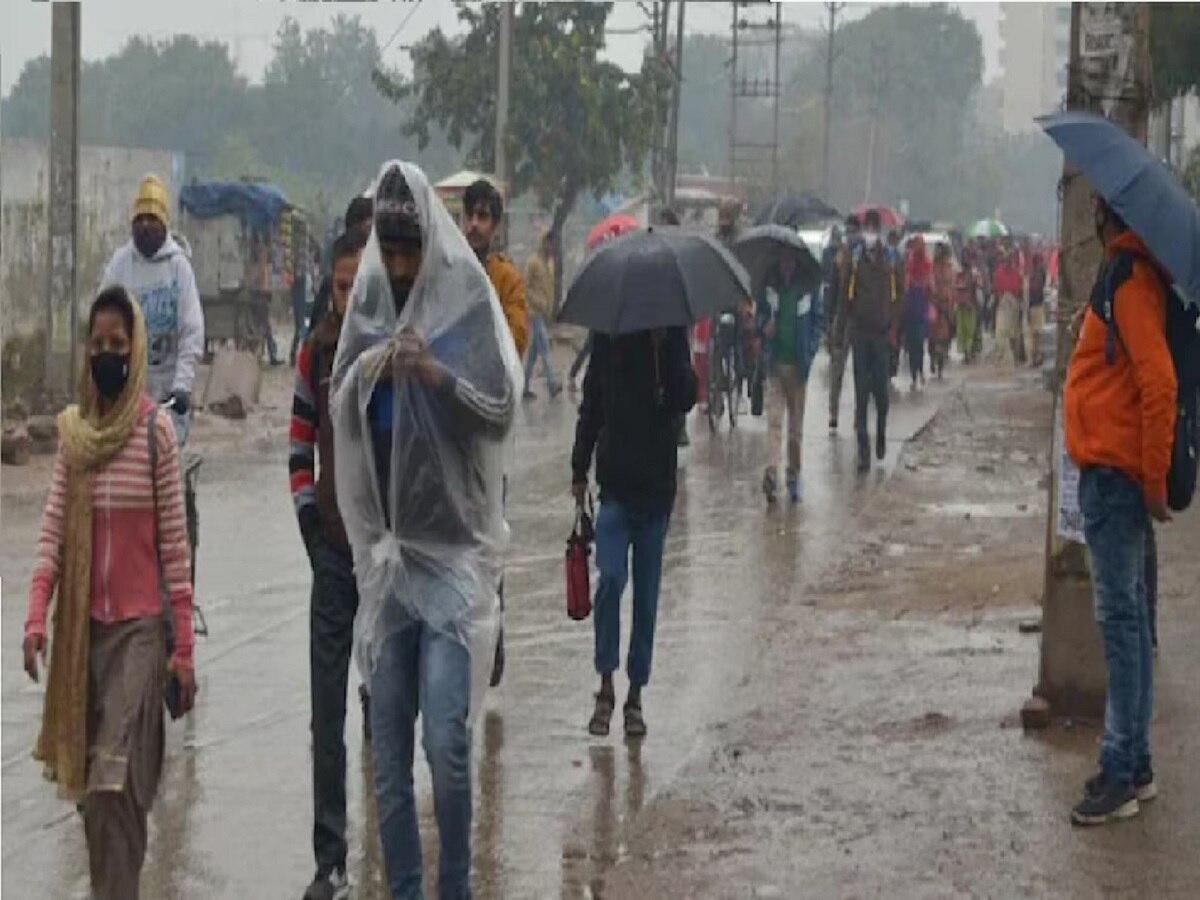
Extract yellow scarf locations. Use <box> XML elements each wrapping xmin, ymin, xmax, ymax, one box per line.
<box><xmin>35</xmin><ymin>296</ymin><xmax>148</xmax><ymax>799</ymax></box>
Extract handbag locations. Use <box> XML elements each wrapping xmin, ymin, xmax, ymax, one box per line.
<box><xmin>147</xmin><ymin>409</ymin><xmax>187</xmax><ymax>720</ymax></box>
<box><xmin>566</xmin><ymin>496</ymin><xmax>595</xmax><ymax>622</ymax></box>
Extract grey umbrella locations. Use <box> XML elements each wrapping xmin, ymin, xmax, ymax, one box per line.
<box><xmin>558</xmin><ymin>226</ymin><xmax>751</xmax><ymax>335</ymax></box>
<box><xmin>732</xmin><ymin>224</ymin><xmax>823</xmax><ymax>297</ymax></box>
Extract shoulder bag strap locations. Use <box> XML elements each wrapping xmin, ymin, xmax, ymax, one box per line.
<box><xmin>147</xmin><ymin>408</ymin><xmax>177</xmax><ymax>656</ymax></box>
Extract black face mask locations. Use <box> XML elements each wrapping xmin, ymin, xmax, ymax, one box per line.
<box><xmin>90</xmin><ymin>352</ymin><xmax>130</xmax><ymax>399</ymax></box>
<box><xmin>391</xmin><ymin>279</ymin><xmax>413</xmax><ymax>316</ymax></box>
<box><xmin>133</xmin><ymin>225</ymin><xmax>165</xmax><ymax>260</ymax></box>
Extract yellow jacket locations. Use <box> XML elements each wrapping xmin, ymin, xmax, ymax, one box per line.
<box><xmin>524</xmin><ymin>253</ymin><xmax>555</xmax><ymax>320</ymax></box>
<box><xmin>485</xmin><ymin>253</ymin><xmax>530</xmax><ymax>357</ymax></box>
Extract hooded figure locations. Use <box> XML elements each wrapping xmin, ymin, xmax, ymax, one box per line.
<box><xmin>330</xmin><ymin>160</ymin><xmax>521</xmax><ymax>897</ymax></box>
<box><xmin>100</xmin><ymin>175</ymin><xmax>205</xmax><ymax>429</ymax></box>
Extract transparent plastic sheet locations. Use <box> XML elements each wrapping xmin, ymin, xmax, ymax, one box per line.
<box><xmin>331</xmin><ymin>161</ymin><xmax>522</xmax><ymax>725</ymax></box>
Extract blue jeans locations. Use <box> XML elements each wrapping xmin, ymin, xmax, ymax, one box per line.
<box><xmin>370</xmin><ymin>616</ymin><xmax>473</xmax><ymax>900</ymax></box>
<box><xmin>1079</xmin><ymin>466</ymin><xmax>1153</xmax><ymax>786</ymax></box>
<box><xmin>593</xmin><ymin>502</ymin><xmax>670</xmax><ymax>688</ymax></box>
<box><xmin>523</xmin><ymin>314</ymin><xmax>560</xmax><ymax>393</ymax></box>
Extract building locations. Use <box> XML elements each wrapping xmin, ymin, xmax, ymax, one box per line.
<box><xmin>998</xmin><ymin>2</ymin><xmax>1070</xmax><ymax>134</ymax></box>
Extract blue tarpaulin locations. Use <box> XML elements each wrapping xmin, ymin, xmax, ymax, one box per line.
<box><xmin>179</xmin><ymin>181</ymin><xmax>290</xmax><ymax>232</ymax></box>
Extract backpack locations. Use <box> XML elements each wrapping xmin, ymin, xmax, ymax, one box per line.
<box><xmin>1089</xmin><ymin>248</ymin><xmax>1200</xmax><ymax>511</ymax></box>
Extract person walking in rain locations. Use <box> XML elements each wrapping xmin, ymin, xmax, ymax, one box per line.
<box><xmin>462</xmin><ymin>177</ymin><xmax>529</xmax><ymax>688</ymax></box>
<box><xmin>572</xmin><ymin>324</ymin><xmax>697</xmax><ymax>739</ymax></box>
<box><xmin>522</xmin><ymin>230</ymin><xmax>563</xmax><ymax>400</ymax></box>
<box><xmin>928</xmin><ymin>242</ymin><xmax>955</xmax><ymax>380</ymax></box>
<box><xmin>23</xmin><ymin>286</ymin><xmax>196</xmax><ymax>900</ymax></box>
<box><xmin>845</xmin><ymin>210</ymin><xmax>898</xmax><ymax>473</ymax></box>
<box><xmin>331</xmin><ymin>161</ymin><xmax>521</xmax><ymax>898</ymax></box>
<box><xmin>828</xmin><ymin>216</ymin><xmax>860</xmax><ymax>432</ymax></box>
<box><xmin>758</xmin><ymin>245</ymin><xmax>822</xmax><ymax>504</ymax></box>
<box><xmin>991</xmin><ymin>237</ymin><xmax>1024</xmax><ymax>366</ymax></box>
<box><xmin>901</xmin><ymin>235</ymin><xmax>932</xmax><ymax>390</ymax></box>
<box><xmin>100</xmin><ymin>174</ymin><xmax>205</xmax><ymax>443</ymax></box>
<box><xmin>1063</xmin><ymin>196</ymin><xmax>1176</xmax><ymax>826</ymax></box>
<box><xmin>292</xmin><ymin>231</ymin><xmax>367</xmax><ymax>900</ymax></box>
<box><xmin>1027</xmin><ymin>250</ymin><xmax>1049</xmax><ymax>367</ymax></box>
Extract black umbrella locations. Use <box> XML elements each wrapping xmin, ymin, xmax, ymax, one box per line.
<box><xmin>732</xmin><ymin>224</ymin><xmax>823</xmax><ymax>297</ymax></box>
<box><xmin>558</xmin><ymin>227</ymin><xmax>751</xmax><ymax>335</ymax></box>
<box><xmin>753</xmin><ymin>192</ymin><xmax>840</xmax><ymax>229</ymax></box>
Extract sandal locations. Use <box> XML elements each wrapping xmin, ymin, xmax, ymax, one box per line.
<box><xmin>589</xmin><ymin>692</ymin><xmax>615</xmax><ymax>736</ymax></box>
<box><xmin>624</xmin><ymin>702</ymin><xmax>648</xmax><ymax>739</ymax></box>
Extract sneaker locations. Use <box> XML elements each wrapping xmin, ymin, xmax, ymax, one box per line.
<box><xmin>786</xmin><ymin>476</ymin><xmax>801</xmax><ymax>504</ymax></box>
<box><xmin>303</xmin><ymin>868</ymin><xmax>350</xmax><ymax>900</ymax></box>
<box><xmin>1071</xmin><ymin>776</ymin><xmax>1139</xmax><ymax>826</ymax></box>
<box><xmin>762</xmin><ymin>467</ymin><xmax>778</xmax><ymax>504</ymax></box>
<box><xmin>1086</xmin><ymin>764</ymin><xmax>1157</xmax><ymax>803</ymax></box>
<box><xmin>828</xmin><ymin>416</ymin><xmax>838</xmax><ymax>433</ymax></box>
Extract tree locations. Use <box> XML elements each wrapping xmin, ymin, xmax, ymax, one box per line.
<box><xmin>377</xmin><ymin>2</ymin><xmax>668</xmax><ymax>236</ymax></box>
<box><xmin>1151</xmin><ymin>4</ymin><xmax>1200</xmax><ymax>101</ymax></box>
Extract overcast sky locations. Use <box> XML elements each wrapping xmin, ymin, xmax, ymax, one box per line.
<box><xmin>1</xmin><ymin>0</ymin><xmax>1001</xmax><ymax>99</ymax></box>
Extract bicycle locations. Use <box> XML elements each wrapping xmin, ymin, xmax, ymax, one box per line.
<box><xmin>706</xmin><ymin>312</ymin><xmax>742</xmax><ymax>432</ymax></box>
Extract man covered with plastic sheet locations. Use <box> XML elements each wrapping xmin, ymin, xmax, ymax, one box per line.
<box><xmin>330</xmin><ymin>160</ymin><xmax>521</xmax><ymax>900</ymax></box>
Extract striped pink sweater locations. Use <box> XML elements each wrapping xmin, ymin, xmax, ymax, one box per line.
<box><xmin>25</xmin><ymin>399</ymin><xmax>195</xmax><ymax>668</ymax></box>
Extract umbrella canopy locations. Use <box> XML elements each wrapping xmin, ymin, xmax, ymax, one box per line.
<box><xmin>587</xmin><ymin>213</ymin><xmax>641</xmax><ymax>249</ymax></box>
<box><xmin>732</xmin><ymin>224</ymin><xmax>823</xmax><ymax>297</ymax></box>
<box><xmin>559</xmin><ymin>227</ymin><xmax>751</xmax><ymax>335</ymax></box>
<box><xmin>1039</xmin><ymin>110</ymin><xmax>1200</xmax><ymax>301</ymax></box>
<box><xmin>967</xmin><ymin>218</ymin><xmax>1010</xmax><ymax>239</ymax></box>
<box><xmin>850</xmin><ymin>204</ymin><xmax>905</xmax><ymax>230</ymax></box>
<box><xmin>753</xmin><ymin>192</ymin><xmax>840</xmax><ymax>229</ymax></box>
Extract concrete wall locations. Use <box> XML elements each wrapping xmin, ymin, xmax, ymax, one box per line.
<box><xmin>1</xmin><ymin>140</ymin><xmax>185</xmax><ymax>345</ymax></box>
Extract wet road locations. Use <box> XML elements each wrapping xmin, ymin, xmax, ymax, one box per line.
<box><xmin>1</xmin><ymin>357</ymin><xmax>956</xmax><ymax>898</ymax></box>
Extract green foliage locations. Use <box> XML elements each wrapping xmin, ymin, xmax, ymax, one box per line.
<box><xmin>1151</xmin><ymin>4</ymin><xmax>1200</xmax><ymax>101</ymax></box>
<box><xmin>379</xmin><ymin>1</ymin><xmax>668</xmax><ymax>228</ymax></box>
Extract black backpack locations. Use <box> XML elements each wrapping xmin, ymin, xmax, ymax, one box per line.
<box><xmin>1089</xmin><ymin>249</ymin><xmax>1200</xmax><ymax>511</ymax></box>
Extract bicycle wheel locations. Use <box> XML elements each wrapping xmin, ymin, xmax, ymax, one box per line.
<box><xmin>725</xmin><ymin>348</ymin><xmax>738</xmax><ymax>429</ymax></box>
<box><xmin>706</xmin><ymin>338</ymin><xmax>723</xmax><ymax>432</ymax></box>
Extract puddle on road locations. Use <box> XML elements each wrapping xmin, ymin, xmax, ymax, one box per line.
<box><xmin>922</xmin><ymin>501</ymin><xmax>1036</xmax><ymax>519</ymax></box>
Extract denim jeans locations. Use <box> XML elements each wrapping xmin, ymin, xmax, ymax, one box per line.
<box><xmin>309</xmin><ymin>539</ymin><xmax>359</xmax><ymax>877</ymax></box>
<box><xmin>593</xmin><ymin>501</ymin><xmax>670</xmax><ymax>687</ymax></box>
<box><xmin>1079</xmin><ymin>466</ymin><xmax>1153</xmax><ymax>786</ymax></box>
<box><xmin>523</xmin><ymin>314</ymin><xmax>560</xmax><ymax>393</ymax></box>
<box><xmin>370</xmin><ymin>615</ymin><xmax>473</xmax><ymax>900</ymax></box>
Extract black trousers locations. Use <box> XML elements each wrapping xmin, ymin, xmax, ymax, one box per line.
<box><xmin>852</xmin><ymin>332</ymin><xmax>891</xmax><ymax>445</ymax></box>
<box><xmin>309</xmin><ymin>537</ymin><xmax>359</xmax><ymax>876</ymax></box>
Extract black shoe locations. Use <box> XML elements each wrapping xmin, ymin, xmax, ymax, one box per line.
<box><xmin>829</xmin><ymin>416</ymin><xmax>838</xmax><ymax>432</ymax></box>
<box><xmin>856</xmin><ymin>440</ymin><xmax>871</xmax><ymax>473</ymax></box>
<box><xmin>1087</xmin><ymin>763</ymin><xmax>1157</xmax><ymax>802</ymax></box>
<box><xmin>875</xmin><ymin>429</ymin><xmax>887</xmax><ymax>461</ymax></box>
<box><xmin>490</xmin><ymin>627</ymin><xmax>505</xmax><ymax>687</ymax></box>
<box><xmin>1071</xmin><ymin>776</ymin><xmax>1139</xmax><ymax>825</ymax></box>
<box><xmin>522</xmin><ymin>390</ymin><xmax>537</xmax><ymax>401</ymax></box>
<box><xmin>303</xmin><ymin>868</ymin><xmax>350</xmax><ymax>900</ymax></box>
<box><xmin>360</xmin><ymin>685</ymin><xmax>372</xmax><ymax>742</ymax></box>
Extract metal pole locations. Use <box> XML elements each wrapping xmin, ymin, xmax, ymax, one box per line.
<box><xmin>771</xmin><ymin>4</ymin><xmax>781</xmax><ymax>190</ymax></box>
<box><xmin>47</xmin><ymin>1</ymin><xmax>81</xmax><ymax>402</ymax></box>
<box><xmin>495</xmin><ymin>3</ymin><xmax>513</xmax><ymax>187</ymax></box>
<box><xmin>728</xmin><ymin>1</ymin><xmax>738</xmax><ymax>193</ymax></box>
<box><xmin>665</xmin><ymin>0</ymin><xmax>686</xmax><ymax>208</ymax></box>
<box><xmin>822</xmin><ymin>2</ymin><xmax>842</xmax><ymax>200</ymax></box>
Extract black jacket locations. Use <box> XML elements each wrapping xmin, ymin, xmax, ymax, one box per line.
<box><xmin>571</xmin><ymin>328</ymin><xmax>697</xmax><ymax>512</ymax></box>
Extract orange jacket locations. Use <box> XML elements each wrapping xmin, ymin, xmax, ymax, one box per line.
<box><xmin>485</xmin><ymin>252</ymin><xmax>530</xmax><ymax>357</ymax></box>
<box><xmin>1064</xmin><ymin>232</ymin><xmax>1177</xmax><ymax>506</ymax></box>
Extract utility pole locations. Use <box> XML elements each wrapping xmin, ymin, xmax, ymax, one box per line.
<box><xmin>864</xmin><ymin>41</ymin><xmax>884</xmax><ymax>204</ymax></box>
<box><xmin>727</xmin><ymin>1</ymin><xmax>739</xmax><ymax>193</ymax></box>
<box><xmin>664</xmin><ymin>0</ymin><xmax>686</xmax><ymax>209</ymax></box>
<box><xmin>1030</xmin><ymin>3</ymin><xmax>1152</xmax><ymax>724</ymax></box>
<box><xmin>46</xmin><ymin>1</ymin><xmax>81</xmax><ymax>402</ymax></box>
<box><xmin>494</xmin><ymin>1</ymin><xmax>514</xmax><ymax>248</ymax></box>
<box><xmin>821</xmin><ymin>2</ymin><xmax>844</xmax><ymax>200</ymax></box>
<box><xmin>649</xmin><ymin>0</ymin><xmax>670</xmax><ymax>218</ymax></box>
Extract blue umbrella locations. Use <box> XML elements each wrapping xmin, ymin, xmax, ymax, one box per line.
<box><xmin>1038</xmin><ymin>110</ymin><xmax>1200</xmax><ymax>302</ymax></box>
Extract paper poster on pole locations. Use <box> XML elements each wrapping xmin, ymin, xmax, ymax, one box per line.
<box><xmin>1055</xmin><ymin>406</ymin><xmax>1085</xmax><ymax>544</ymax></box>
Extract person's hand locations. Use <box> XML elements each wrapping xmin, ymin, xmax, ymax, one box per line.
<box><xmin>572</xmin><ymin>481</ymin><xmax>588</xmax><ymax>508</ymax></box>
<box><xmin>23</xmin><ymin>633</ymin><xmax>46</xmax><ymax>683</ymax></box>
<box><xmin>391</xmin><ymin>331</ymin><xmax>443</xmax><ymax>387</ymax></box>
<box><xmin>167</xmin><ymin>391</ymin><xmax>191</xmax><ymax>416</ymax></box>
<box><xmin>170</xmin><ymin>662</ymin><xmax>198</xmax><ymax>715</ymax></box>
<box><xmin>1147</xmin><ymin>496</ymin><xmax>1172</xmax><ymax>523</ymax></box>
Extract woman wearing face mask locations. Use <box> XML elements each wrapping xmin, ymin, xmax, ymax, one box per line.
<box><xmin>22</xmin><ymin>285</ymin><xmax>196</xmax><ymax>900</ymax></box>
